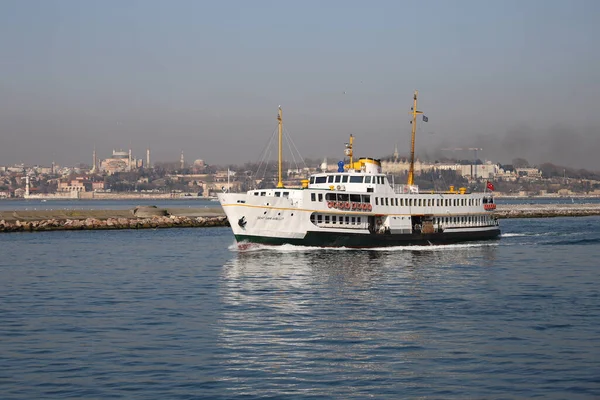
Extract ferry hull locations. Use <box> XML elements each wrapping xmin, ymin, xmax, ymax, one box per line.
<box><xmin>234</xmin><ymin>228</ymin><xmax>501</xmax><ymax>248</ymax></box>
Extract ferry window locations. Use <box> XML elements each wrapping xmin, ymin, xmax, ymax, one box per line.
<box><xmin>317</xmin><ymin>215</ymin><xmax>323</xmax><ymax>223</ymax></box>
<box><xmin>275</xmin><ymin>192</ymin><xmax>281</xmax><ymax>197</ymax></box>
<box><xmin>400</xmin><ymin>198</ymin><xmax>403</xmax><ymax>206</ymax></box>
<box><xmin>332</xmin><ymin>216</ymin><xmax>337</xmax><ymax>224</ymax></box>
<box><xmin>345</xmin><ymin>216</ymin><xmax>350</xmax><ymax>224</ymax></box>
<box><xmin>254</xmin><ymin>192</ymin><xmax>259</xmax><ymax>196</ymax></box>
<box><xmin>395</xmin><ymin>198</ymin><xmax>398</xmax><ymax>206</ymax></box>
<box><xmin>351</xmin><ymin>217</ymin><xmax>356</xmax><ymax>224</ymax></box>
<box><xmin>338</xmin><ymin>193</ymin><xmax>349</xmax><ymax>202</ymax></box>
<box><xmin>350</xmin><ymin>194</ymin><xmax>361</xmax><ymax>202</ymax></box>
<box><xmin>315</xmin><ymin>176</ymin><xmax>327</xmax><ymax>184</ymax></box>
<box><xmin>375</xmin><ymin>198</ymin><xmax>379</xmax><ymax>205</ymax></box>
<box><xmin>283</xmin><ymin>192</ymin><xmax>289</xmax><ymax>197</ymax></box>
<box><xmin>311</xmin><ymin>193</ymin><xmax>316</xmax><ymax>201</ymax></box>
<box><xmin>342</xmin><ymin>175</ymin><xmax>349</xmax><ymax>183</ymax></box>
<box><xmin>365</xmin><ymin>176</ymin><xmax>371</xmax><ymax>183</ymax></box>
<box><xmin>309</xmin><ymin>177</ymin><xmax>315</xmax><ymax>184</ymax></box>
<box><xmin>350</xmin><ymin>176</ymin><xmax>363</xmax><ymax>183</ymax></box>
<box><xmin>260</xmin><ymin>192</ymin><xmax>266</xmax><ymax>196</ymax></box>
<box><xmin>318</xmin><ymin>193</ymin><xmax>323</xmax><ymax>202</ymax></box>
<box><xmin>357</xmin><ymin>217</ymin><xmax>361</xmax><ymax>224</ymax></box>
<box><xmin>385</xmin><ymin>198</ymin><xmax>389</xmax><ymax>206</ymax></box>
<box><xmin>335</xmin><ymin>175</ymin><xmax>341</xmax><ymax>183</ymax></box>
<box><xmin>362</xmin><ymin>195</ymin><xmax>370</xmax><ymax>203</ymax></box>
<box><xmin>418</xmin><ymin>199</ymin><xmax>421</xmax><ymax>207</ymax></box>
<box><xmin>310</xmin><ymin>214</ymin><xmax>315</xmax><ymax>222</ymax></box>
<box><xmin>326</xmin><ymin>193</ymin><xmax>336</xmax><ymax>201</ymax></box>
<box><xmin>327</xmin><ymin>175</ymin><xmax>334</xmax><ymax>183</ymax></box>
<box><xmin>325</xmin><ymin>215</ymin><xmax>330</xmax><ymax>223</ymax></box>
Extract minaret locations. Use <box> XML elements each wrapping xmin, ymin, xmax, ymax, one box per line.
<box><xmin>393</xmin><ymin>143</ymin><xmax>399</xmax><ymax>161</ymax></box>
<box><xmin>180</xmin><ymin>150</ymin><xmax>185</xmax><ymax>170</ymax></box>
<box><xmin>51</xmin><ymin>161</ymin><xmax>55</xmax><ymax>175</ymax></box>
<box><xmin>146</xmin><ymin>147</ymin><xmax>151</xmax><ymax>169</ymax></box>
<box><xmin>92</xmin><ymin>146</ymin><xmax>97</xmax><ymax>173</ymax></box>
<box><xmin>128</xmin><ymin>147</ymin><xmax>132</xmax><ymax>172</ymax></box>
<box><xmin>25</xmin><ymin>175</ymin><xmax>30</xmax><ymax>198</ymax></box>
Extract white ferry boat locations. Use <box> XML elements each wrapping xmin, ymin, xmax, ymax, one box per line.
<box><xmin>218</xmin><ymin>92</ymin><xmax>500</xmax><ymax>248</ymax></box>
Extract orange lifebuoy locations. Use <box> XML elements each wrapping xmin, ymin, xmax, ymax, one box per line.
<box><xmin>367</xmin><ymin>204</ymin><xmax>372</xmax><ymax>211</ymax></box>
<box><xmin>362</xmin><ymin>203</ymin><xmax>367</xmax><ymax>210</ymax></box>
<box><xmin>345</xmin><ymin>202</ymin><xmax>350</xmax><ymax>209</ymax></box>
<box><xmin>327</xmin><ymin>201</ymin><xmax>333</xmax><ymax>208</ymax></box>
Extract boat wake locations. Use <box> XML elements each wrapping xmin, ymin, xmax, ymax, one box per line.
<box><xmin>230</xmin><ymin>241</ymin><xmax>497</xmax><ymax>253</ymax></box>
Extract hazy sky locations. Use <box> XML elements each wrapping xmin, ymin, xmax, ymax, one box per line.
<box><xmin>1</xmin><ymin>0</ymin><xmax>599</xmax><ymax>169</ymax></box>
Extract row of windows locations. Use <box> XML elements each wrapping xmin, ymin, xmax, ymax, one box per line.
<box><xmin>374</xmin><ymin>197</ymin><xmax>483</xmax><ymax>207</ymax></box>
<box><xmin>311</xmin><ymin>175</ymin><xmax>387</xmax><ymax>185</ymax></box>
<box><xmin>310</xmin><ymin>214</ymin><xmax>363</xmax><ymax>226</ymax></box>
<box><xmin>311</xmin><ymin>192</ymin><xmax>371</xmax><ymax>203</ymax></box>
<box><xmin>309</xmin><ymin>214</ymin><xmax>492</xmax><ymax>227</ymax></box>
<box><xmin>253</xmin><ymin>191</ymin><xmax>290</xmax><ymax>197</ymax></box>
<box><xmin>435</xmin><ymin>215</ymin><xmax>493</xmax><ymax>225</ymax></box>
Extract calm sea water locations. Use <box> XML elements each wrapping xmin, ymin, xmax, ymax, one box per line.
<box><xmin>1</xmin><ymin>217</ymin><xmax>599</xmax><ymax>399</ymax></box>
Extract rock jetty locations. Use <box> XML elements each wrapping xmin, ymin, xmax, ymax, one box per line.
<box><xmin>0</xmin><ymin>206</ymin><xmax>228</xmax><ymax>233</ymax></box>
<box><xmin>0</xmin><ymin>215</ymin><xmax>229</xmax><ymax>233</ymax></box>
<box><xmin>494</xmin><ymin>203</ymin><xmax>600</xmax><ymax>219</ymax></box>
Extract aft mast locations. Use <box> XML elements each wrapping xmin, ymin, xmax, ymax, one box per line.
<box><xmin>407</xmin><ymin>90</ymin><xmax>423</xmax><ymax>186</ymax></box>
<box><xmin>277</xmin><ymin>106</ymin><xmax>284</xmax><ymax>188</ymax></box>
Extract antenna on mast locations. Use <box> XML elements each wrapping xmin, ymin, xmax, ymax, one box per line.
<box><xmin>277</xmin><ymin>106</ymin><xmax>284</xmax><ymax>188</ymax></box>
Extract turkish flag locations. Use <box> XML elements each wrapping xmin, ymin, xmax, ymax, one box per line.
<box><xmin>486</xmin><ymin>181</ymin><xmax>495</xmax><ymax>191</ymax></box>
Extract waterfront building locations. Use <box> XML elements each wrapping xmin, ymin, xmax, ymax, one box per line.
<box><xmin>100</xmin><ymin>149</ymin><xmax>142</xmax><ymax>174</ymax></box>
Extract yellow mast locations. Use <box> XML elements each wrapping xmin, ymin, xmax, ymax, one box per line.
<box><xmin>407</xmin><ymin>90</ymin><xmax>423</xmax><ymax>186</ymax></box>
<box><xmin>277</xmin><ymin>106</ymin><xmax>284</xmax><ymax>188</ymax></box>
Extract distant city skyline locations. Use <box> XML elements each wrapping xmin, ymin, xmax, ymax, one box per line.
<box><xmin>1</xmin><ymin>0</ymin><xmax>599</xmax><ymax>169</ymax></box>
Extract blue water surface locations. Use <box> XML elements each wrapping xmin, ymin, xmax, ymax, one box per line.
<box><xmin>1</xmin><ymin>217</ymin><xmax>599</xmax><ymax>399</ymax></box>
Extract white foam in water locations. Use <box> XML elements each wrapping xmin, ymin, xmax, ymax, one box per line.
<box><xmin>231</xmin><ymin>241</ymin><xmax>497</xmax><ymax>253</ymax></box>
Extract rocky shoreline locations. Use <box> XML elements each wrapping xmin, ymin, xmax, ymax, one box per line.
<box><xmin>0</xmin><ymin>215</ymin><xmax>229</xmax><ymax>232</ymax></box>
<box><xmin>1</xmin><ymin>204</ymin><xmax>599</xmax><ymax>233</ymax></box>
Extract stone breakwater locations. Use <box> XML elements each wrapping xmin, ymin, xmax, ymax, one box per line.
<box><xmin>0</xmin><ymin>215</ymin><xmax>229</xmax><ymax>232</ymax></box>
<box><xmin>494</xmin><ymin>203</ymin><xmax>600</xmax><ymax>219</ymax></box>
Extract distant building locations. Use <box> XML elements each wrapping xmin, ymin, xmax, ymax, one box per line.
<box><xmin>192</xmin><ymin>159</ymin><xmax>205</xmax><ymax>173</ymax></box>
<box><xmin>58</xmin><ymin>177</ymin><xmax>92</xmax><ymax>192</ymax></box>
<box><xmin>516</xmin><ymin>168</ymin><xmax>543</xmax><ymax>181</ymax></box>
<box><xmin>100</xmin><ymin>149</ymin><xmax>142</xmax><ymax>174</ymax></box>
